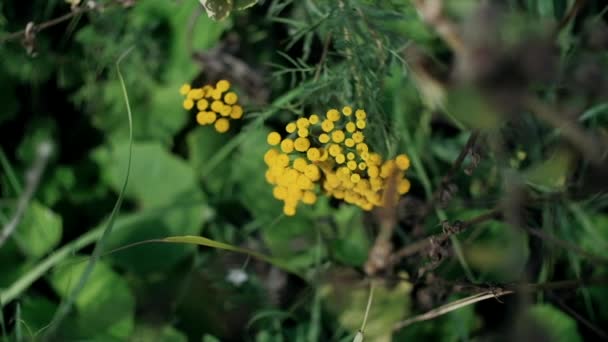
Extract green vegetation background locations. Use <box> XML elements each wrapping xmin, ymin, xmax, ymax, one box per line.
<box><xmin>1</xmin><ymin>0</ymin><xmax>607</xmax><ymax>341</ymax></box>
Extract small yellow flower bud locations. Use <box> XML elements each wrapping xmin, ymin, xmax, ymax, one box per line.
<box><xmin>214</xmin><ymin>118</ymin><xmax>230</xmax><ymax>133</ymax></box>
<box><xmin>267</xmin><ymin>132</ymin><xmax>282</xmax><ymax>146</ymax></box>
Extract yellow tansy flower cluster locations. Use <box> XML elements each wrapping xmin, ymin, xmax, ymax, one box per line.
<box><xmin>180</xmin><ymin>80</ymin><xmax>244</xmax><ymax>133</ymax></box>
<box><xmin>265</xmin><ymin>106</ymin><xmax>411</xmax><ymax>216</ymax></box>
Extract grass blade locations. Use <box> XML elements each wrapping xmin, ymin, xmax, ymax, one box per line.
<box><xmin>0</xmin><ymin>147</ymin><xmax>22</xmax><ymax>194</ymax></box>
<box><xmin>42</xmin><ymin>47</ymin><xmax>135</xmax><ymax>340</ymax></box>
<box><xmin>0</xmin><ymin>297</ymin><xmax>7</xmax><ymax>342</ymax></box>
<box><xmin>162</xmin><ymin>235</ymin><xmax>301</xmax><ymax>277</ymax></box>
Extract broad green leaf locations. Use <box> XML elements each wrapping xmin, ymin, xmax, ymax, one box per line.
<box><xmin>200</xmin><ymin>0</ymin><xmax>233</xmax><ymax>21</ymax></box>
<box><xmin>94</xmin><ymin>141</ymin><xmax>208</xmax><ymax>272</ymax></box>
<box><xmin>321</xmin><ymin>269</ymin><xmax>412</xmax><ymax>342</ymax></box>
<box><xmin>464</xmin><ymin>218</ymin><xmax>529</xmax><ymax>282</ymax></box>
<box><xmin>49</xmin><ymin>258</ymin><xmax>135</xmax><ymax>340</ymax></box>
<box><xmin>130</xmin><ymin>324</ymin><xmax>188</xmax><ymax>342</ymax></box>
<box><xmin>231</xmin><ymin>127</ymin><xmax>281</xmax><ymax>221</ymax></box>
<box><xmin>187</xmin><ymin>126</ymin><xmax>232</xmax><ymax>194</ymax></box>
<box><xmin>20</xmin><ymin>296</ymin><xmax>58</xmax><ymax>337</ymax></box>
<box><xmin>203</xmin><ymin>334</ymin><xmax>222</xmax><ymax>342</ymax></box>
<box><xmin>13</xmin><ymin>201</ymin><xmax>62</xmax><ymax>259</ymax></box>
<box><xmin>234</xmin><ymin>0</ymin><xmax>258</xmax><ymax>10</ymax></box>
<box><xmin>331</xmin><ymin>206</ymin><xmax>370</xmax><ymax>267</ymax></box>
<box><xmin>524</xmin><ymin>149</ymin><xmax>573</xmax><ymax>192</ymax></box>
<box><xmin>97</xmin><ymin>141</ymin><xmax>202</xmax><ymax>208</ymax></box>
<box><xmin>446</xmin><ymin>86</ymin><xmax>501</xmax><ymax>129</ymax></box>
<box><xmin>525</xmin><ymin>304</ymin><xmax>583</xmax><ymax>342</ymax></box>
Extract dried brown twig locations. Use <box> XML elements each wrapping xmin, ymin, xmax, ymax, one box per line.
<box><xmin>393</xmin><ymin>276</ymin><xmax>608</xmax><ymax>331</ymax></box>
<box><xmin>391</xmin><ymin>209</ymin><xmax>500</xmax><ymax>264</ymax></box>
<box><xmin>410</xmin><ymin>0</ymin><xmax>465</xmax><ymax>55</ymax></box>
<box><xmin>0</xmin><ymin>142</ymin><xmax>53</xmax><ymax>248</ymax></box>
<box><xmin>0</xmin><ymin>1</ymin><xmax>133</xmax><ymax>45</ymax></box>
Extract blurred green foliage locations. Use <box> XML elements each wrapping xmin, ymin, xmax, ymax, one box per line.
<box><xmin>1</xmin><ymin>0</ymin><xmax>607</xmax><ymax>341</ymax></box>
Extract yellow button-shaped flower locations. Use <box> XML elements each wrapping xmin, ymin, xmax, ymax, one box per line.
<box><xmin>395</xmin><ymin>154</ymin><xmax>410</xmax><ymax>170</ymax></box>
<box><xmin>398</xmin><ymin>178</ymin><xmax>411</xmax><ymax>194</ymax></box>
<box><xmin>196</xmin><ymin>112</ymin><xmax>207</xmax><ymax>125</ymax></box>
<box><xmin>214</xmin><ymin>118</ymin><xmax>230</xmax><ymax>133</ymax></box>
<box><xmin>293</xmin><ymin>158</ymin><xmax>307</xmax><ymax>171</ymax></box>
<box><xmin>319</xmin><ymin>133</ymin><xmax>330</xmax><ymax>144</ymax></box>
<box><xmin>352</xmin><ymin>132</ymin><xmax>364</xmax><ymax>143</ymax></box>
<box><xmin>189</xmin><ymin>88</ymin><xmax>204</xmax><ymax>100</ymax></box>
<box><xmin>331</xmin><ymin>130</ymin><xmax>345</xmax><ymax>143</ymax></box>
<box><xmin>356</xmin><ymin>120</ymin><xmax>366</xmax><ymax>130</ymax></box>
<box><xmin>211</xmin><ymin>100</ymin><xmax>223</xmax><ymax>113</ymax></box>
<box><xmin>273</xmin><ymin>186</ymin><xmax>287</xmax><ymax>200</ymax></box>
<box><xmin>286</xmin><ymin>122</ymin><xmax>297</xmax><ymax>133</ymax></box>
<box><xmin>283</xmin><ymin>205</ymin><xmax>296</xmax><ymax>216</ymax></box>
<box><xmin>230</xmin><ymin>105</ymin><xmax>243</xmax><ymax>119</ymax></box>
<box><xmin>281</xmin><ymin>138</ymin><xmax>294</xmax><ymax>153</ymax></box>
<box><xmin>296</xmin><ymin>118</ymin><xmax>310</xmax><ymax>129</ymax></box>
<box><xmin>306</xmin><ymin>148</ymin><xmax>320</xmax><ymax>161</ymax></box>
<box><xmin>183</xmin><ymin>99</ymin><xmax>194</xmax><ymax>110</ymax></box>
<box><xmin>355</xmin><ymin>109</ymin><xmax>367</xmax><ymax>120</ymax></box>
<box><xmin>309</xmin><ymin>114</ymin><xmax>320</xmax><ymax>124</ymax></box>
<box><xmin>197</xmin><ymin>99</ymin><xmax>209</xmax><ymax>110</ymax></box>
<box><xmin>224</xmin><ymin>92</ymin><xmax>238</xmax><ymax>105</ymax></box>
<box><xmin>328</xmin><ymin>144</ymin><xmax>341</xmax><ymax>156</ymax></box>
<box><xmin>304</xmin><ymin>164</ymin><xmax>320</xmax><ymax>181</ymax></box>
<box><xmin>180</xmin><ymin>84</ymin><xmax>191</xmax><ymax>95</ymax></box>
<box><xmin>367</xmin><ymin>165</ymin><xmax>379</xmax><ymax>178</ymax></box>
<box><xmin>216</xmin><ymin>80</ymin><xmax>230</xmax><ymax>92</ymax></box>
<box><xmin>207</xmin><ymin>111</ymin><xmax>217</xmax><ymax>123</ymax></box>
<box><xmin>347</xmin><ymin>160</ymin><xmax>357</xmax><ymax>171</ymax></box>
<box><xmin>277</xmin><ymin>154</ymin><xmax>290</xmax><ymax>167</ymax></box>
<box><xmin>346</xmin><ymin>122</ymin><xmax>356</xmax><ymax>133</ymax></box>
<box><xmin>294</xmin><ymin>137</ymin><xmax>310</xmax><ymax>152</ymax></box>
<box><xmin>342</xmin><ymin>106</ymin><xmax>353</xmax><ymax>116</ymax></box>
<box><xmin>335</xmin><ymin>154</ymin><xmax>346</xmax><ymax>164</ymax></box>
<box><xmin>302</xmin><ymin>191</ymin><xmax>317</xmax><ymax>204</ymax></box>
<box><xmin>326</xmin><ymin>109</ymin><xmax>340</xmax><ymax>122</ymax></box>
<box><xmin>298</xmin><ymin>128</ymin><xmax>309</xmax><ymax>138</ymax></box>
<box><xmin>321</xmin><ymin>120</ymin><xmax>334</xmax><ymax>132</ymax></box>
<box><xmin>267</xmin><ymin>132</ymin><xmax>282</xmax><ymax>146</ymax></box>
<box><xmin>220</xmin><ymin>105</ymin><xmax>232</xmax><ymax>117</ymax></box>
<box><xmin>264</xmin><ymin>149</ymin><xmax>279</xmax><ymax>166</ymax></box>
<box><xmin>211</xmin><ymin>89</ymin><xmax>223</xmax><ymax>100</ymax></box>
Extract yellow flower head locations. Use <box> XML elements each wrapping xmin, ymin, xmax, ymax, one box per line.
<box><xmin>214</xmin><ymin>118</ymin><xmax>230</xmax><ymax>133</ymax></box>
<box><xmin>395</xmin><ymin>154</ymin><xmax>410</xmax><ymax>170</ymax></box>
<box><xmin>331</xmin><ymin>130</ymin><xmax>345</xmax><ymax>143</ymax></box>
<box><xmin>326</xmin><ymin>109</ymin><xmax>341</xmax><ymax>122</ymax></box>
<box><xmin>216</xmin><ymin>80</ymin><xmax>230</xmax><ymax>92</ymax></box>
<box><xmin>230</xmin><ymin>105</ymin><xmax>243</xmax><ymax>119</ymax></box>
<box><xmin>267</xmin><ymin>132</ymin><xmax>281</xmax><ymax>146</ymax></box>
<box><xmin>286</xmin><ymin>122</ymin><xmax>297</xmax><ymax>133</ymax></box>
<box><xmin>321</xmin><ymin>120</ymin><xmax>334</xmax><ymax>132</ymax></box>
<box><xmin>294</xmin><ymin>137</ymin><xmax>311</xmax><ymax>152</ymax></box>
<box><xmin>180</xmin><ymin>84</ymin><xmax>191</xmax><ymax>95</ymax></box>
<box><xmin>181</xmin><ymin>80</ymin><xmax>244</xmax><ymax>133</ymax></box>
<box><xmin>262</xmin><ymin>105</ymin><xmax>412</xmax><ymax>215</ymax></box>
<box><xmin>183</xmin><ymin>99</ymin><xmax>194</xmax><ymax>110</ymax></box>
<box><xmin>224</xmin><ymin>92</ymin><xmax>238</xmax><ymax>105</ymax></box>
<box><xmin>281</xmin><ymin>139</ymin><xmax>295</xmax><ymax>153</ymax></box>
